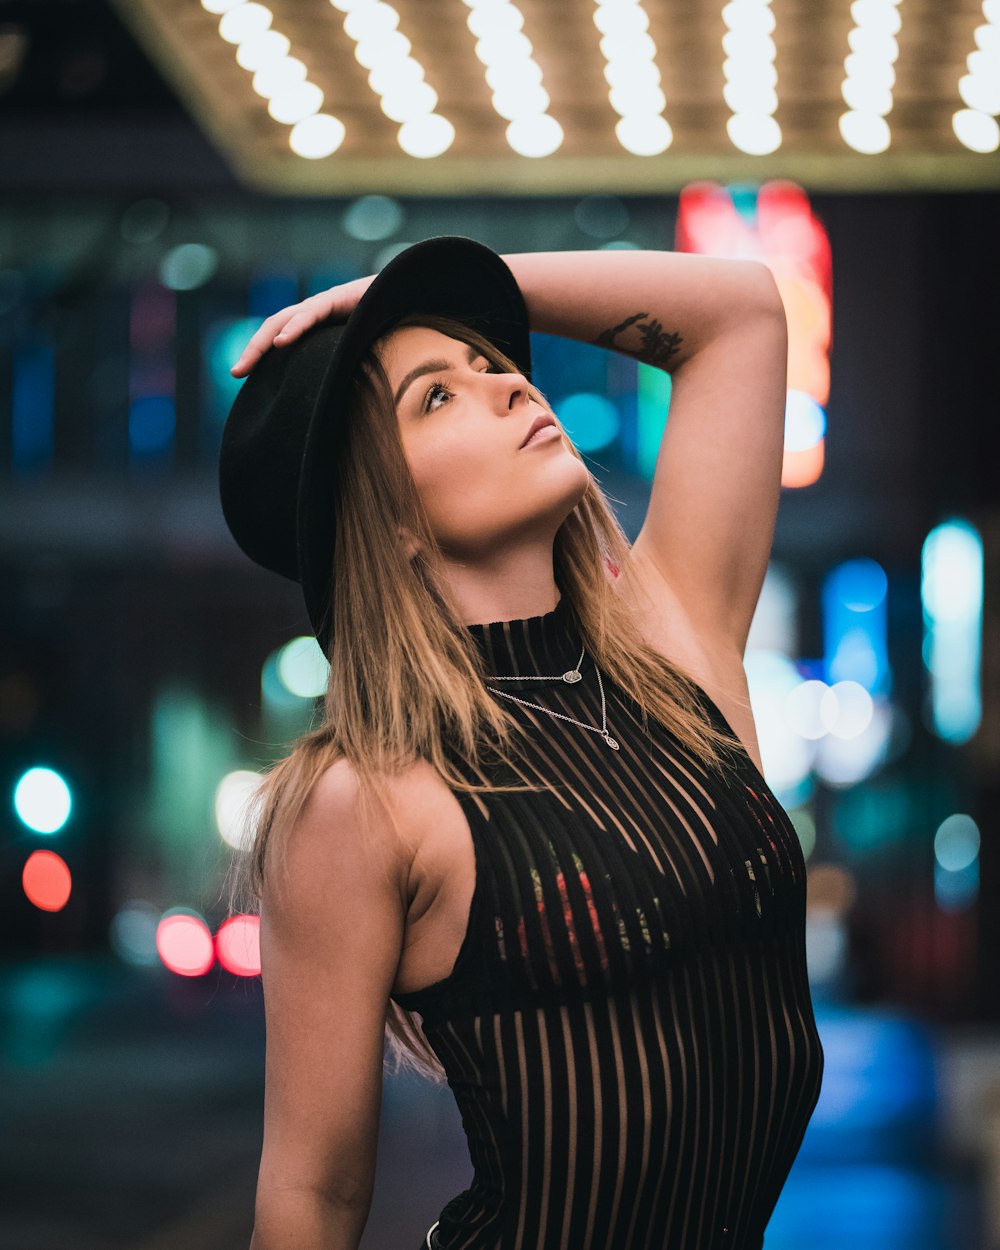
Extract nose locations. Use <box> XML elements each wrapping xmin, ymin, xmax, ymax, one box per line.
<box><xmin>488</xmin><ymin>369</ymin><xmax>530</xmax><ymax>411</ymax></box>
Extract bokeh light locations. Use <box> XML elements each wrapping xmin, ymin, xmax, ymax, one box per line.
<box><xmin>397</xmin><ymin>113</ymin><xmax>455</xmax><ymax>158</ymax></box>
<box><xmin>215</xmin><ymin>769</ymin><xmax>265</xmax><ymax>851</ymax></box>
<box><xmin>109</xmin><ymin>900</ymin><xmax>161</xmax><ymax>967</ymax></box>
<box><xmin>553</xmin><ymin>392</ymin><xmax>620</xmax><ymax>451</ymax></box>
<box><xmin>289</xmin><ymin>114</ymin><xmax>346</xmax><ymax>158</ymax></box>
<box><xmin>277</xmin><ymin>635</ymin><xmax>330</xmax><ymax>698</ymax></box>
<box><xmin>506</xmin><ymin>113</ymin><xmax>564</xmax><ymax>157</ymax></box>
<box><xmin>22</xmin><ymin>850</ymin><xmax>72</xmax><ymax>912</ymax></box>
<box><xmin>574</xmin><ymin>194</ymin><xmax>630</xmax><ymax>240</ymax></box>
<box><xmin>159</xmin><ymin>243</ymin><xmax>219</xmax><ymax>291</ymax></box>
<box><xmin>219</xmin><ymin>3</ymin><xmax>273</xmax><ymax>45</ymax></box>
<box><xmin>934</xmin><ymin>813</ymin><xmax>980</xmax><ymax>873</ymax></box>
<box><xmin>342</xmin><ymin>194</ymin><xmax>405</xmax><ymax>241</ymax></box>
<box><xmin>14</xmin><ymin>766</ymin><xmax>72</xmax><ymax>834</ymax></box>
<box><xmin>156</xmin><ymin>910</ymin><xmax>216</xmax><ymax>977</ymax></box>
<box><xmin>216</xmin><ymin>914</ymin><xmax>262</xmax><ymax>976</ymax></box>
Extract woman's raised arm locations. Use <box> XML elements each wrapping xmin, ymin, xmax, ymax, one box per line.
<box><xmin>230</xmin><ymin>248</ymin><xmax>779</xmax><ymax>379</ymax></box>
<box><xmin>501</xmin><ymin>249</ymin><xmax>780</xmax><ymax>369</ymax></box>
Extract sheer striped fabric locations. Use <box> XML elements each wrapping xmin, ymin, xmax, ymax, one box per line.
<box><xmin>391</xmin><ymin>593</ymin><xmax>824</xmax><ymax>1250</ymax></box>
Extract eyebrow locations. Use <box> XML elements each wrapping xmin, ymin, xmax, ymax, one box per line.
<box><xmin>393</xmin><ymin>342</ymin><xmax>481</xmax><ymax>409</ymax></box>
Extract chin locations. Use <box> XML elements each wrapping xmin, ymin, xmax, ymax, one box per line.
<box><xmin>548</xmin><ymin>461</ymin><xmax>592</xmax><ymax>513</ymax></box>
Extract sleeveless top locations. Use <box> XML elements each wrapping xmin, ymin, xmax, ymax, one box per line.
<box><xmin>389</xmin><ymin>592</ymin><xmax>824</xmax><ymax>1250</ymax></box>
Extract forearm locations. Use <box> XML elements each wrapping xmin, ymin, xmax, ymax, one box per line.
<box><xmin>250</xmin><ymin>1187</ymin><xmax>366</xmax><ymax>1250</ymax></box>
<box><xmin>230</xmin><ymin>242</ymin><xmax>782</xmax><ymax>381</ymax></box>
<box><xmin>500</xmin><ymin>249</ymin><xmax>781</xmax><ymax>372</ymax></box>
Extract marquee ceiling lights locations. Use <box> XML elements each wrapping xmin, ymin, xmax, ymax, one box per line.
<box><xmin>332</xmin><ymin>0</ymin><xmax>457</xmax><ymax>157</ymax></box>
<box><xmin>722</xmin><ymin>0</ymin><xmax>782</xmax><ymax>155</ymax></box>
<box><xmin>465</xmin><ymin>0</ymin><xmax>565</xmax><ymax>156</ymax></box>
<box><xmin>112</xmin><ymin>0</ymin><xmax>1000</xmax><ymax>194</ymax></box>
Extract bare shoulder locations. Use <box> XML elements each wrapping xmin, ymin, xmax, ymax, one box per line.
<box><xmin>307</xmin><ymin>754</ymin><xmax>461</xmax><ymax>903</ymax></box>
<box><xmin>269</xmin><ymin>755</ymin><xmax>415</xmax><ymax>918</ymax></box>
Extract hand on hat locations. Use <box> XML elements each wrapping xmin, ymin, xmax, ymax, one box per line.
<box><xmin>229</xmin><ymin>273</ymin><xmax>376</xmax><ymax>378</ymax></box>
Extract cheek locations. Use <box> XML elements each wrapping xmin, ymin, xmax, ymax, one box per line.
<box><xmin>405</xmin><ymin>427</ymin><xmax>512</xmax><ymax>505</ymax></box>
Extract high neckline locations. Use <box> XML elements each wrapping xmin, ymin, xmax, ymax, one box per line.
<box><xmin>463</xmin><ymin>592</ymin><xmax>584</xmax><ymax>680</ymax></box>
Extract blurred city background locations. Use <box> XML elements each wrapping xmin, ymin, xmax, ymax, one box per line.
<box><xmin>1</xmin><ymin>0</ymin><xmax>999</xmax><ymax>1248</ymax></box>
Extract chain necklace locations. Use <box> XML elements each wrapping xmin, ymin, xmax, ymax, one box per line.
<box><xmin>483</xmin><ymin>642</ymin><xmax>620</xmax><ymax>751</ymax></box>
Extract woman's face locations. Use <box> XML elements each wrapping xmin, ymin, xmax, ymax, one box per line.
<box><xmin>378</xmin><ymin>325</ymin><xmax>590</xmax><ymax>560</ymax></box>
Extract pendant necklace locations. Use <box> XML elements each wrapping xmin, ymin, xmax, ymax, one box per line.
<box><xmin>484</xmin><ymin>642</ymin><xmax>620</xmax><ymax>751</ymax></box>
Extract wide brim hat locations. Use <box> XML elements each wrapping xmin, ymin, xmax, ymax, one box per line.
<box><xmin>218</xmin><ymin>235</ymin><xmax>532</xmax><ymax>655</ymax></box>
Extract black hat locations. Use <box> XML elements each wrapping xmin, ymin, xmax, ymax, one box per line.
<box><xmin>218</xmin><ymin>235</ymin><xmax>532</xmax><ymax>655</ymax></box>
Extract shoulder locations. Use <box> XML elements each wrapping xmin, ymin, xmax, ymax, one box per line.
<box><xmin>276</xmin><ymin>756</ymin><xmax>417</xmax><ymax>912</ymax></box>
<box><xmin>310</xmin><ymin>751</ymin><xmax>456</xmax><ymax>865</ymax></box>
<box><xmin>306</xmin><ymin>755</ymin><xmax>420</xmax><ymax>847</ymax></box>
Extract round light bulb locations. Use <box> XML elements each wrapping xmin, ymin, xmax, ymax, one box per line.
<box><xmin>268</xmin><ymin>81</ymin><xmax>324</xmax><ymax>124</ymax></box>
<box><xmin>838</xmin><ymin>110</ymin><xmax>891</xmax><ymax>154</ymax></box>
<box><xmin>609</xmin><ymin>82</ymin><xmax>666</xmax><ymax>116</ymax></box>
<box><xmin>380</xmin><ymin>81</ymin><xmax>438</xmax><ymax>122</ymax></box>
<box><xmin>957</xmin><ymin>73</ymin><xmax>1000</xmax><ymax>116</ymax></box>
<box><xmin>397</xmin><ymin>113</ymin><xmax>455</xmax><ymax>157</ymax></box>
<box><xmin>505</xmin><ymin>113</ymin><xmax>564</xmax><ymax>157</ymax></box>
<box><xmin>467</xmin><ymin>5</ymin><xmax>524</xmax><ymax>39</ymax></box>
<box><xmin>290</xmin><ymin>113</ymin><xmax>346</xmax><ymax>157</ymax></box>
<box><xmin>343</xmin><ymin>3</ymin><xmax>400</xmax><ymax>43</ymax></box>
<box><xmin>353</xmin><ymin>31</ymin><xmax>411</xmax><ymax>67</ymax></box>
<box><xmin>841</xmin><ymin>78</ymin><xmax>892</xmax><ymax>115</ymax></box>
<box><xmin>219</xmin><ymin>3</ymin><xmax>273</xmax><ymax>44</ymax></box>
<box><xmin>952</xmin><ymin>108</ymin><xmax>1000</xmax><ymax>152</ymax></box>
<box><xmin>252</xmin><ymin>56</ymin><xmax>307</xmax><ymax>99</ymax></box>
<box><xmin>491</xmin><ymin>83</ymin><xmax>549</xmax><ymax>120</ymax></box>
<box><xmin>726</xmin><ymin>111</ymin><xmax>782</xmax><ymax>154</ymax></box>
<box><xmin>593</xmin><ymin>3</ymin><xmax>648</xmax><ymax>35</ymax></box>
<box><xmin>368</xmin><ymin>56</ymin><xmax>424</xmax><ymax>96</ymax></box>
<box><xmin>614</xmin><ymin>112</ymin><xmax>672</xmax><ymax>155</ymax></box>
<box><xmin>236</xmin><ymin>30</ymin><xmax>290</xmax><ymax>70</ymax></box>
<box><xmin>723</xmin><ymin>81</ymin><xmax>778</xmax><ymax>116</ymax></box>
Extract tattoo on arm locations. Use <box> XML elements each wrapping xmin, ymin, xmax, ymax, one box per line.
<box><xmin>594</xmin><ymin>312</ymin><xmax>684</xmax><ymax>369</ymax></box>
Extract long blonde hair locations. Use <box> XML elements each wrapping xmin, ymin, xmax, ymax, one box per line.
<box><xmin>224</xmin><ymin>311</ymin><xmax>744</xmax><ymax>1084</ymax></box>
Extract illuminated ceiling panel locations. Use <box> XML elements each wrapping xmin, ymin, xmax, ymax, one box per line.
<box><xmin>111</xmin><ymin>0</ymin><xmax>1000</xmax><ymax>193</ymax></box>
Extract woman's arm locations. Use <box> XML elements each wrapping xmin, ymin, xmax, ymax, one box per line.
<box><xmin>500</xmin><ymin>250</ymin><xmax>789</xmax><ymax>658</ymax></box>
<box><xmin>227</xmin><ymin>247</ymin><xmax>788</xmax><ymax>657</ymax></box>
<box><xmin>500</xmin><ymin>249</ymin><xmax>780</xmax><ymax>371</ymax></box>
<box><xmin>250</xmin><ymin>759</ymin><xmax>411</xmax><ymax>1250</ymax></box>
<box><xmin>251</xmin><ymin>1189</ymin><xmax>364</xmax><ymax>1250</ymax></box>
<box><xmin>229</xmin><ymin>249</ymin><xmax>779</xmax><ymax>378</ymax></box>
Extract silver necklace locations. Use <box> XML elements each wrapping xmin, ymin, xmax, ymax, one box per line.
<box><xmin>484</xmin><ymin>643</ymin><xmax>620</xmax><ymax>751</ymax></box>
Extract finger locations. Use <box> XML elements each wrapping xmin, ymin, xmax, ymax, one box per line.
<box><xmin>230</xmin><ymin>314</ymin><xmax>299</xmax><ymax>376</ymax></box>
<box><xmin>273</xmin><ymin>310</ymin><xmax>321</xmax><ymax>345</ymax></box>
<box><xmin>230</xmin><ymin>291</ymin><xmax>354</xmax><ymax>376</ymax></box>
<box><xmin>230</xmin><ymin>343</ymin><xmax>265</xmax><ymax>377</ymax></box>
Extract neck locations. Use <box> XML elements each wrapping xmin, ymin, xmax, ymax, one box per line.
<box><xmin>462</xmin><ymin>588</ymin><xmax>581</xmax><ymax>679</ymax></box>
<box><xmin>435</xmin><ymin>551</ymin><xmax>563</xmax><ymax>628</ymax></box>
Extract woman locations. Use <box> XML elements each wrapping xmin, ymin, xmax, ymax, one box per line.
<box><xmin>219</xmin><ymin>236</ymin><xmax>824</xmax><ymax>1250</ymax></box>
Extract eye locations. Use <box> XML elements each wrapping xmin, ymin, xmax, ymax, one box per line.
<box><xmin>423</xmin><ymin>380</ymin><xmax>453</xmax><ymax>413</ymax></box>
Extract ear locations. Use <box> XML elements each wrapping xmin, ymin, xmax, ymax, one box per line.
<box><xmin>397</xmin><ymin>525</ymin><xmax>422</xmax><ymax>560</ymax></box>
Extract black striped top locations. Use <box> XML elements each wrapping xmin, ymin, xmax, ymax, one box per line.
<box><xmin>390</xmin><ymin>592</ymin><xmax>824</xmax><ymax>1250</ymax></box>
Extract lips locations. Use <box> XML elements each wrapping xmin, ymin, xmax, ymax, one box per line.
<box><xmin>519</xmin><ymin>414</ymin><xmax>557</xmax><ymax>449</ymax></box>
